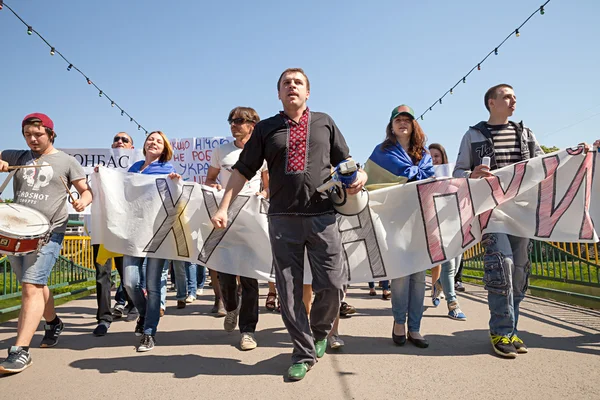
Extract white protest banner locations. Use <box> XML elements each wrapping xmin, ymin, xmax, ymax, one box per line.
<box><xmin>61</xmin><ymin>136</ymin><xmax>233</xmax><ymax>213</ymax></box>
<box><xmin>169</xmin><ymin>137</ymin><xmax>234</xmax><ymax>184</ymax></box>
<box><xmin>61</xmin><ymin>148</ymin><xmax>143</xmax><ymax>214</ymax></box>
<box><xmin>91</xmin><ymin>148</ymin><xmax>599</xmax><ymax>283</ymax></box>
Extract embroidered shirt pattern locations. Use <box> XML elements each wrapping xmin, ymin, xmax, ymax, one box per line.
<box><xmin>282</xmin><ymin>109</ymin><xmax>311</xmax><ymax>174</ymax></box>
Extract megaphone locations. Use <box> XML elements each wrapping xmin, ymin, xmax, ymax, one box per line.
<box><xmin>317</xmin><ymin>160</ymin><xmax>369</xmax><ymax>216</ymax></box>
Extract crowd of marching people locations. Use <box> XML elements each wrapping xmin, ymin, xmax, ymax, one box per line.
<box><xmin>1</xmin><ymin>67</ymin><xmax>599</xmax><ymax>381</ymax></box>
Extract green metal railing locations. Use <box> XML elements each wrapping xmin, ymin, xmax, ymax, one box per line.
<box><xmin>1</xmin><ymin>254</ymin><xmax>96</xmax><ymax>301</ymax></box>
<box><xmin>462</xmin><ymin>241</ymin><xmax>600</xmax><ymax>301</ymax></box>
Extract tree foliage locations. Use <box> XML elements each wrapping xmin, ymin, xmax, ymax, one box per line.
<box><xmin>541</xmin><ymin>145</ymin><xmax>560</xmax><ymax>154</ymax></box>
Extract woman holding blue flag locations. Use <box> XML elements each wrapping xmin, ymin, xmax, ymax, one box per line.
<box><xmin>365</xmin><ymin>105</ymin><xmax>434</xmax><ymax>348</ymax></box>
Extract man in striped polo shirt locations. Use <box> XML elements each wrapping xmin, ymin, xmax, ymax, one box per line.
<box><xmin>453</xmin><ymin>84</ymin><xmax>544</xmax><ymax>358</ymax></box>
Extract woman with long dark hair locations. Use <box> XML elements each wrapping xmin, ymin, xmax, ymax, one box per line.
<box><xmin>366</xmin><ymin>105</ymin><xmax>434</xmax><ymax>348</ymax></box>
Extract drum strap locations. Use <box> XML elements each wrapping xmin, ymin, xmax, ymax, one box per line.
<box><xmin>0</xmin><ymin>170</ymin><xmax>16</xmax><ymax>197</ymax></box>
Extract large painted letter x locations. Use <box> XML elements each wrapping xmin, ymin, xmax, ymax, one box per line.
<box><xmin>198</xmin><ymin>189</ymin><xmax>250</xmax><ymax>264</ymax></box>
<box><xmin>144</xmin><ymin>178</ymin><xmax>194</xmax><ymax>257</ymax></box>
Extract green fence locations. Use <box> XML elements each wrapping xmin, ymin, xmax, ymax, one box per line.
<box><xmin>1</xmin><ymin>255</ymin><xmax>97</xmax><ymax>301</ymax></box>
<box><xmin>462</xmin><ymin>241</ymin><xmax>600</xmax><ymax>303</ymax></box>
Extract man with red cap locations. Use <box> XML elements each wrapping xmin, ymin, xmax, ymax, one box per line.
<box><xmin>0</xmin><ymin>113</ymin><xmax>92</xmax><ymax>374</ymax></box>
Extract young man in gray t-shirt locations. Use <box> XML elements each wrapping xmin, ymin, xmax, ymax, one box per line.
<box><xmin>0</xmin><ymin>113</ymin><xmax>92</xmax><ymax>375</ymax></box>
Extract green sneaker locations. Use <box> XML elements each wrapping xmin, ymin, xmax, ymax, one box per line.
<box><xmin>511</xmin><ymin>334</ymin><xmax>528</xmax><ymax>354</ymax></box>
<box><xmin>288</xmin><ymin>363</ymin><xmax>310</xmax><ymax>381</ymax></box>
<box><xmin>315</xmin><ymin>338</ymin><xmax>327</xmax><ymax>358</ymax></box>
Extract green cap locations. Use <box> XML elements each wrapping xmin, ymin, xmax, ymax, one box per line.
<box><xmin>390</xmin><ymin>104</ymin><xmax>415</xmax><ymax>122</ymax></box>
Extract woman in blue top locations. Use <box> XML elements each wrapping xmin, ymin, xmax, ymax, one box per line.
<box><xmin>123</xmin><ymin>130</ymin><xmax>182</xmax><ymax>352</ymax></box>
<box><xmin>367</xmin><ymin>105</ymin><xmax>434</xmax><ymax>348</ymax></box>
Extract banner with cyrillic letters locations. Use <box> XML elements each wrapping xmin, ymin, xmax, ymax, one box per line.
<box><xmin>61</xmin><ymin>136</ymin><xmax>233</xmax><ymax>214</ymax></box>
<box><xmin>91</xmin><ymin>147</ymin><xmax>599</xmax><ymax>282</ymax></box>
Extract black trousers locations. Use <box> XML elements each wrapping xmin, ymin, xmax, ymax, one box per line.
<box><xmin>455</xmin><ymin>257</ymin><xmax>464</xmax><ymax>282</ymax></box>
<box><xmin>218</xmin><ymin>272</ymin><xmax>259</xmax><ymax>333</ymax></box>
<box><xmin>92</xmin><ymin>244</ymin><xmax>132</xmax><ymax>323</ymax></box>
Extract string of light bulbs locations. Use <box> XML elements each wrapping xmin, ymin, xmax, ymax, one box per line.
<box><xmin>0</xmin><ymin>1</ymin><xmax>148</xmax><ymax>134</ymax></box>
<box><xmin>417</xmin><ymin>0</ymin><xmax>551</xmax><ymax>121</ymax></box>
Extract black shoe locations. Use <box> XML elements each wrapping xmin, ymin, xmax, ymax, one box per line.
<box><xmin>134</xmin><ymin>318</ymin><xmax>144</xmax><ymax>337</ymax></box>
<box><xmin>491</xmin><ymin>335</ymin><xmax>518</xmax><ymax>358</ymax></box>
<box><xmin>93</xmin><ymin>322</ymin><xmax>110</xmax><ymax>336</ymax></box>
<box><xmin>123</xmin><ymin>303</ymin><xmax>138</xmax><ymax>316</ymax></box>
<box><xmin>0</xmin><ymin>346</ymin><xmax>32</xmax><ymax>374</ymax></box>
<box><xmin>511</xmin><ymin>334</ymin><xmax>528</xmax><ymax>354</ymax></box>
<box><xmin>340</xmin><ymin>302</ymin><xmax>356</xmax><ymax>318</ymax></box>
<box><xmin>455</xmin><ymin>281</ymin><xmax>466</xmax><ymax>292</ymax></box>
<box><xmin>392</xmin><ymin>323</ymin><xmax>406</xmax><ymax>346</ymax></box>
<box><xmin>407</xmin><ymin>332</ymin><xmax>429</xmax><ymax>348</ymax></box>
<box><xmin>40</xmin><ymin>319</ymin><xmax>64</xmax><ymax>348</ymax></box>
<box><xmin>210</xmin><ymin>298</ymin><xmax>219</xmax><ymax>314</ymax></box>
<box><xmin>137</xmin><ymin>334</ymin><xmax>155</xmax><ymax>352</ymax></box>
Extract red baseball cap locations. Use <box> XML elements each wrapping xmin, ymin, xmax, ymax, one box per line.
<box><xmin>22</xmin><ymin>113</ymin><xmax>54</xmax><ymax>131</ymax></box>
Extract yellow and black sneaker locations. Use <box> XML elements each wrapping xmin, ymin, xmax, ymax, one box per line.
<box><xmin>491</xmin><ymin>334</ymin><xmax>518</xmax><ymax>358</ymax></box>
<box><xmin>511</xmin><ymin>334</ymin><xmax>528</xmax><ymax>354</ymax></box>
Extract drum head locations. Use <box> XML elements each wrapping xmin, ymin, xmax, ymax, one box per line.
<box><xmin>0</xmin><ymin>203</ymin><xmax>50</xmax><ymax>237</ymax></box>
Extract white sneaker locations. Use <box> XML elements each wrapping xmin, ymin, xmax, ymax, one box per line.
<box><xmin>224</xmin><ymin>309</ymin><xmax>239</xmax><ymax>332</ymax></box>
<box><xmin>240</xmin><ymin>333</ymin><xmax>257</xmax><ymax>350</ymax></box>
<box><xmin>196</xmin><ymin>288</ymin><xmax>204</xmax><ymax>296</ymax></box>
<box><xmin>328</xmin><ymin>335</ymin><xmax>345</xmax><ymax>349</ymax></box>
<box><xmin>185</xmin><ymin>295</ymin><xmax>196</xmax><ymax>304</ymax></box>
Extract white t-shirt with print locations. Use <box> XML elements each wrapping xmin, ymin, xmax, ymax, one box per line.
<box><xmin>210</xmin><ymin>141</ymin><xmax>267</xmax><ymax>194</ymax></box>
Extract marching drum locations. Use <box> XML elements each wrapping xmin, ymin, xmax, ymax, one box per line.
<box><xmin>0</xmin><ymin>203</ymin><xmax>50</xmax><ymax>255</ymax></box>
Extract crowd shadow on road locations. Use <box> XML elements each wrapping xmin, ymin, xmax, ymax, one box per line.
<box><xmin>335</xmin><ymin>328</ymin><xmax>600</xmax><ymax>357</ymax></box>
<box><xmin>25</xmin><ymin>326</ymin><xmax>293</xmax><ymax>352</ymax></box>
<box><xmin>69</xmin><ymin>352</ymin><xmax>290</xmax><ymax>379</ymax></box>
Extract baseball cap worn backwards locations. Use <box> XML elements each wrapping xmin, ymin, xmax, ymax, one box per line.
<box><xmin>390</xmin><ymin>105</ymin><xmax>415</xmax><ymax>122</ymax></box>
<box><xmin>22</xmin><ymin>113</ymin><xmax>54</xmax><ymax>131</ymax></box>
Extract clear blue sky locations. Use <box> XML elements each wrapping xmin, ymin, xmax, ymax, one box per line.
<box><xmin>1</xmin><ymin>0</ymin><xmax>598</xmax><ymax>171</ymax></box>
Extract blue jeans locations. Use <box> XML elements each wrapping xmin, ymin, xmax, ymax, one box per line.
<box><xmin>391</xmin><ymin>270</ymin><xmax>426</xmax><ymax>332</ymax></box>
<box><xmin>197</xmin><ymin>264</ymin><xmax>206</xmax><ymax>289</ymax></box>
<box><xmin>482</xmin><ymin>233</ymin><xmax>530</xmax><ymax>337</ymax></box>
<box><xmin>123</xmin><ymin>256</ymin><xmax>166</xmax><ymax>336</ymax></box>
<box><xmin>8</xmin><ymin>232</ymin><xmax>65</xmax><ymax>285</ymax></box>
<box><xmin>185</xmin><ymin>263</ymin><xmax>206</xmax><ymax>296</ymax></box>
<box><xmin>160</xmin><ymin>261</ymin><xmax>168</xmax><ymax>310</ymax></box>
<box><xmin>439</xmin><ymin>255</ymin><xmax>462</xmax><ymax>306</ymax></box>
<box><xmin>171</xmin><ymin>260</ymin><xmax>187</xmax><ymax>301</ymax></box>
<box><xmin>368</xmin><ymin>280</ymin><xmax>389</xmax><ymax>290</ymax></box>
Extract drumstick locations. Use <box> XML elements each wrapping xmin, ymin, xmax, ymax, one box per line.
<box><xmin>59</xmin><ymin>176</ymin><xmax>78</xmax><ymax>204</ymax></box>
<box><xmin>7</xmin><ymin>165</ymin><xmax>49</xmax><ymax>170</ymax></box>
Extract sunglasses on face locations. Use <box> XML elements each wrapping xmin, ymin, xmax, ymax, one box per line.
<box><xmin>113</xmin><ymin>136</ymin><xmax>130</xmax><ymax>144</ymax></box>
<box><xmin>228</xmin><ymin>118</ymin><xmax>251</xmax><ymax>125</ymax></box>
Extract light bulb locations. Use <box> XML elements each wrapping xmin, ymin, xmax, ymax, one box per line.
<box><xmin>67</xmin><ymin>64</ymin><xmax>73</xmax><ymax>71</ymax></box>
<box><xmin>50</xmin><ymin>47</ymin><xmax>55</xmax><ymax>56</ymax></box>
<box><xmin>27</xmin><ymin>26</ymin><xmax>33</xmax><ymax>35</ymax></box>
